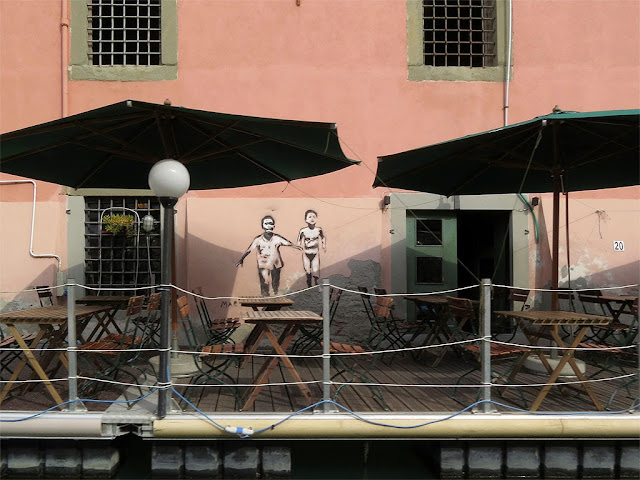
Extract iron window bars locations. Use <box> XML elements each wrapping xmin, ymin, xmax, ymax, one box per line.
<box><xmin>423</xmin><ymin>0</ymin><xmax>497</xmax><ymax>67</ymax></box>
<box><xmin>84</xmin><ymin>196</ymin><xmax>161</xmax><ymax>296</ymax></box>
<box><xmin>88</xmin><ymin>0</ymin><xmax>161</xmax><ymax>66</ymax></box>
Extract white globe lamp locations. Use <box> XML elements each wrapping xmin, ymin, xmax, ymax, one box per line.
<box><xmin>148</xmin><ymin>158</ymin><xmax>190</xmax><ymax>199</ymax></box>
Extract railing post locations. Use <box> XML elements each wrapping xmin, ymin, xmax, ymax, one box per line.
<box><xmin>65</xmin><ymin>279</ymin><xmax>85</xmax><ymax>411</ymax></box>
<box><xmin>479</xmin><ymin>278</ymin><xmax>493</xmax><ymax>413</ymax></box>
<box><xmin>321</xmin><ymin>279</ymin><xmax>332</xmax><ymax>412</ymax></box>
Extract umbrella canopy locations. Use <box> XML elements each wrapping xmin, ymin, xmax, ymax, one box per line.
<box><xmin>374</xmin><ymin>108</ymin><xmax>639</xmax><ymax>307</ymax></box>
<box><xmin>0</xmin><ymin>99</ymin><xmax>358</xmax><ymax>189</ymax></box>
<box><xmin>375</xmin><ymin>108</ymin><xmax>639</xmax><ymax>195</ymax></box>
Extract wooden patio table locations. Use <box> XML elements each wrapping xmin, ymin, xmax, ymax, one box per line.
<box><xmin>404</xmin><ymin>295</ymin><xmax>477</xmax><ymax>367</ymax></box>
<box><xmin>238</xmin><ymin>296</ymin><xmax>295</xmax><ymax>367</ymax></box>
<box><xmin>240</xmin><ymin>309</ymin><xmax>322</xmax><ymax>411</ymax></box>
<box><xmin>493</xmin><ymin>309</ymin><xmax>612</xmax><ymax>411</ymax></box>
<box><xmin>584</xmin><ymin>294</ymin><xmax>637</xmax><ymax>322</ymax></box>
<box><xmin>76</xmin><ymin>295</ymin><xmax>130</xmax><ymax>341</ymax></box>
<box><xmin>0</xmin><ymin>304</ymin><xmax>113</xmax><ymax>407</ymax></box>
<box><xmin>238</xmin><ymin>296</ymin><xmax>295</xmax><ymax>311</ymax></box>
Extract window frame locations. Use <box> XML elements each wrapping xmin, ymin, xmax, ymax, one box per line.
<box><xmin>407</xmin><ymin>0</ymin><xmax>510</xmax><ymax>82</ymax></box>
<box><xmin>70</xmin><ymin>0</ymin><xmax>177</xmax><ymax>81</ymax></box>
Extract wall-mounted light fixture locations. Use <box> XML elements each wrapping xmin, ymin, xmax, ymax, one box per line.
<box><xmin>381</xmin><ymin>195</ymin><xmax>391</xmax><ymax>210</ymax></box>
<box><xmin>531</xmin><ymin>196</ymin><xmax>540</xmax><ymax>207</ymax></box>
<box><xmin>142</xmin><ymin>214</ymin><xmax>155</xmax><ymax>233</ymax></box>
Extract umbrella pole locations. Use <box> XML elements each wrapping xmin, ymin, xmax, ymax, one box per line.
<box><xmin>551</xmin><ymin>178</ymin><xmax>560</xmax><ymax>311</ymax></box>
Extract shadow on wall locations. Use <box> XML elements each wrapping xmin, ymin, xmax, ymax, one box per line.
<box><xmin>0</xmin><ymin>264</ymin><xmax>60</xmax><ymax>313</ymax></box>
<box><xmin>533</xmin><ymin>259</ymin><xmax>640</xmax><ymax>311</ymax></box>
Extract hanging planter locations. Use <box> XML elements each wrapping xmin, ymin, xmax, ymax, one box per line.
<box><xmin>102</xmin><ymin>214</ymin><xmax>135</xmax><ymax>237</ymax></box>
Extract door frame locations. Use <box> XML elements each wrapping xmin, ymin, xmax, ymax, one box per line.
<box><xmin>388</xmin><ymin>192</ymin><xmax>530</xmax><ymax>315</ymax></box>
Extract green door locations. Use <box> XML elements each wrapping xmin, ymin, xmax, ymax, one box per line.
<box><xmin>406</xmin><ymin>213</ymin><xmax>458</xmax><ymax>319</ymax></box>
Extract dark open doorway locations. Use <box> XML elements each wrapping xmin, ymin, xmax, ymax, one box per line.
<box><xmin>456</xmin><ymin>210</ymin><xmax>511</xmax><ymax>310</ymax></box>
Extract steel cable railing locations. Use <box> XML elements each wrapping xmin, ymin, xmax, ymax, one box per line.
<box><xmin>0</xmin><ymin>281</ymin><xmax>638</xmax><ymax>415</ymax></box>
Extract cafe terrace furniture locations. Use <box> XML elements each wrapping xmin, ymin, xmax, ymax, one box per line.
<box><xmin>405</xmin><ymin>295</ymin><xmax>471</xmax><ymax>367</ymax></box>
<box><xmin>76</xmin><ymin>295</ymin><xmax>131</xmax><ymax>341</ymax></box>
<box><xmin>0</xmin><ymin>304</ymin><xmax>114</xmax><ymax>408</ymax></box>
<box><xmin>580</xmin><ymin>293</ymin><xmax>638</xmax><ymax>346</ymax></box>
<box><xmin>238</xmin><ymin>296</ymin><xmax>295</xmax><ymax>311</ymax></box>
<box><xmin>176</xmin><ymin>296</ymin><xmax>246</xmax><ymax>410</ymax></box>
<box><xmin>290</xmin><ymin>287</ymin><xmax>343</xmax><ymax>354</ymax></box>
<box><xmin>240</xmin><ymin>309</ymin><xmax>322</xmax><ymax>411</ymax></box>
<box><xmin>370</xmin><ymin>288</ymin><xmax>426</xmax><ymax>363</ymax></box>
<box><xmin>1</xmin><ymin>329</ymin><xmax>37</xmax><ymax>379</ymax></box>
<box><xmin>192</xmin><ymin>287</ymin><xmax>242</xmax><ymax>346</ymax></box>
<box><xmin>448</xmin><ymin>297</ymin><xmax>529</xmax><ymax>406</ymax></box>
<box><xmin>77</xmin><ymin>296</ymin><xmax>159</xmax><ymax>400</ymax></box>
<box><xmin>357</xmin><ymin>293</ymin><xmax>421</xmax><ymax>364</ymax></box>
<box><xmin>326</xmin><ymin>341</ymin><xmax>389</xmax><ymax>410</ymax></box>
<box><xmin>238</xmin><ymin>296</ymin><xmax>295</xmax><ymax>368</ymax></box>
<box><xmin>493</xmin><ymin>309</ymin><xmax>612</xmax><ymax>411</ymax></box>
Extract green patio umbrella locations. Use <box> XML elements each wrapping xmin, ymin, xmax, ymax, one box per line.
<box><xmin>374</xmin><ymin>108</ymin><xmax>639</xmax><ymax>307</ymax></box>
<box><xmin>0</xmin><ymin>99</ymin><xmax>359</xmax><ymax>417</ymax></box>
<box><xmin>0</xmin><ymin>99</ymin><xmax>359</xmax><ymax>189</ymax></box>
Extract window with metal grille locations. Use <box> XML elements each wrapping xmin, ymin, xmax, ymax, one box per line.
<box><xmin>84</xmin><ymin>196</ymin><xmax>161</xmax><ymax>296</ymax></box>
<box><xmin>88</xmin><ymin>0</ymin><xmax>161</xmax><ymax>67</ymax></box>
<box><xmin>423</xmin><ymin>0</ymin><xmax>496</xmax><ymax>68</ymax></box>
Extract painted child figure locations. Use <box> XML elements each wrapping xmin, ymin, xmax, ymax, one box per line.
<box><xmin>297</xmin><ymin>209</ymin><xmax>326</xmax><ymax>287</ymax></box>
<box><xmin>236</xmin><ymin>215</ymin><xmax>300</xmax><ymax>296</ymax></box>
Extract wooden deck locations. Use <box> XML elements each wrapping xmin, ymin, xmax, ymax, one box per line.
<box><xmin>2</xmin><ymin>349</ymin><xmax>636</xmax><ymax>415</ymax></box>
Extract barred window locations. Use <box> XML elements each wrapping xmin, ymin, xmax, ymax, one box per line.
<box><xmin>423</xmin><ymin>0</ymin><xmax>496</xmax><ymax>68</ymax></box>
<box><xmin>84</xmin><ymin>196</ymin><xmax>161</xmax><ymax>296</ymax></box>
<box><xmin>88</xmin><ymin>0</ymin><xmax>162</xmax><ymax>67</ymax></box>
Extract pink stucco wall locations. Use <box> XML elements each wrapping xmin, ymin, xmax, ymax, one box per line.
<box><xmin>1</xmin><ymin>0</ymin><xmax>638</xmax><ymax>303</ymax></box>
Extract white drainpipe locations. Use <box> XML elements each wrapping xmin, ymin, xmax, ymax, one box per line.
<box><xmin>0</xmin><ymin>180</ymin><xmax>63</xmax><ymax>286</ymax></box>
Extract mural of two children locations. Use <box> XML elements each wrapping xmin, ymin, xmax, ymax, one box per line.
<box><xmin>236</xmin><ymin>210</ymin><xmax>326</xmax><ymax>296</ymax></box>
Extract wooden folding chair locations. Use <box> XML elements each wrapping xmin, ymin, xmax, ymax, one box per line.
<box><xmin>579</xmin><ymin>290</ymin><xmax>636</xmax><ymax>345</ymax></box>
<box><xmin>357</xmin><ymin>286</ymin><xmax>381</xmax><ymax>348</ymax></box>
<box><xmin>451</xmin><ymin>297</ymin><xmax>529</xmax><ymax>406</ymax></box>
<box><xmin>133</xmin><ymin>292</ymin><xmax>162</xmax><ymax>348</ymax></box>
<box><xmin>0</xmin><ymin>328</ymin><xmax>37</xmax><ymax>379</ymax></box>
<box><xmin>192</xmin><ymin>287</ymin><xmax>242</xmax><ymax>346</ymax></box>
<box><xmin>371</xmin><ymin>290</ymin><xmax>425</xmax><ymax>363</ymax></box>
<box><xmin>177</xmin><ymin>295</ymin><xmax>245</xmax><ymax>409</ymax></box>
<box><xmin>492</xmin><ymin>288</ymin><xmax>530</xmax><ymax>342</ymax></box>
<box><xmin>34</xmin><ymin>286</ymin><xmax>55</xmax><ymax>307</ymax></box>
<box><xmin>77</xmin><ymin>295</ymin><xmax>149</xmax><ymax>401</ymax></box>
<box><xmin>421</xmin><ymin>296</ymin><xmax>476</xmax><ymax>367</ymax></box>
<box><xmin>291</xmin><ymin>287</ymin><xmax>343</xmax><ymax>354</ymax></box>
<box><xmin>326</xmin><ymin>341</ymin><xmax>388</xmax><ymax>410</ymax></box>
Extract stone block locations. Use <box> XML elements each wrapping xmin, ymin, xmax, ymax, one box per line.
<box><xmin>223</xmin><ymin>444</ymin><xmax>259</xmax><ymax>479</ymax></box>
<box><xmin>45</xmin><ymin>447</ymin><xmax>82</xmax><ymax>478</ymax></box>
<box><xmin>262</xmin><ymin>445</ymin><xmax>292</xmax><ymax>479</ymax></box>
<box><xmin>620</xmin><ymin>442</ymin><xmax>640</xmax><ymax>479</ymax></box>
<box><xmin>505</xmin><ymin>444</ymin><xmax>540</xmax><ymax>478</ymax></box>
<box><xmin>7</xmin><ymin>446</ymin><xmax>44</xmax><ymax>478</ymax></box>
<box><xmin>582</xmin><ymin>443</ymin><xmax>615</xmax><ymax>479</ymax></box>
<box><xmin>151</xmin><ymin>443</ymin><xmax>184</xmax><ymax>478</ymax></box>
<box><xmin>439</xmin><ymin>444</ymin><xmax>466</xmax><ymax>478</ymax></box>
<box><xmin>467</xmin><ymin>444</ymin><xmax>503</xmax><ymax>478</ymax></box>
<box><xmin>184</xmin><ymin>444</ymin><xmax>221</xmax><ymax>479</ymax></box>
<box><xmin>543</xmin><ymin>443</ymin><xmax>579</xmax><ymax>479</ymax></box>
<box><xmin>1</xmin><ymin>445</ymin><xmax>7</xmax><ymax>478</ymax></box>
<box><xmin>82</xmin><ymin>446</ymin><xmax>120</xmax><ymax>478</ymax></box>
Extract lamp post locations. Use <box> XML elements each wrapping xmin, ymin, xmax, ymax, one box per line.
<box><xmin>148</xmin><ymin>159</ymin><xmax>190</xmax><ymax>419</ymax></box>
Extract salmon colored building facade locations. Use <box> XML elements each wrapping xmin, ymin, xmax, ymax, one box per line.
<box><xmin>1</xmin><ymin>0</ymin><xmax>638</xmax><ymax>321</ymax></box>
